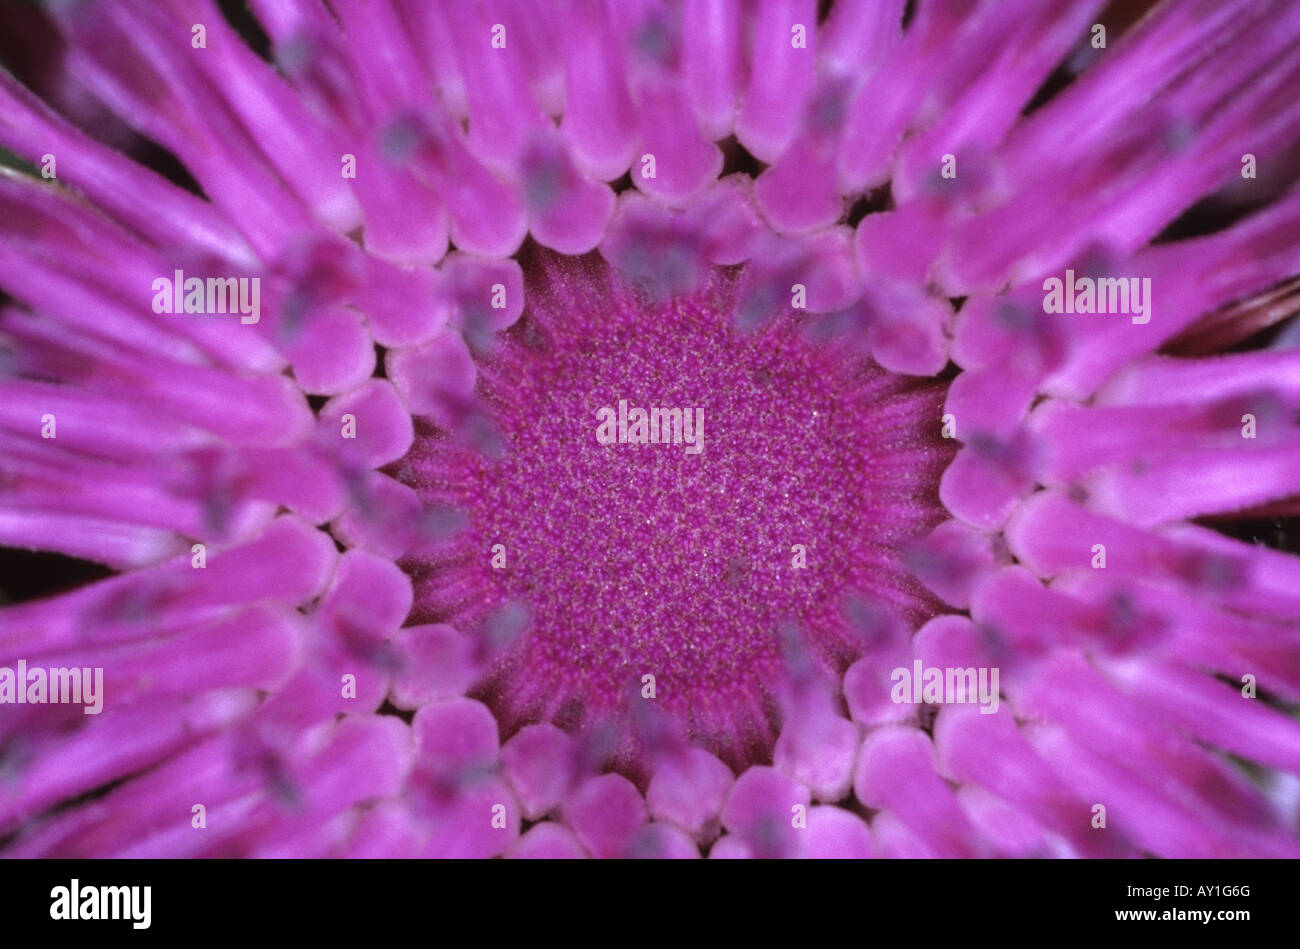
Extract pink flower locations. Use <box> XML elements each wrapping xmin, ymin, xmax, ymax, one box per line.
<box><xmin>1</xmin><ymin>0</ymin><xmax>1298</xmax><ymax>858</ymax></box>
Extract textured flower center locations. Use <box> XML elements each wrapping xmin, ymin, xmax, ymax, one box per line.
<box><xmin>406</xmin><ymin>253</ymin><xmax>951</xmax><ymax>768</ymax></box>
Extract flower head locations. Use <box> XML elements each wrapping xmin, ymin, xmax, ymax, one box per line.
<box><xmin>1</xmin><ymin>0</ymin><xmax>1299</xmax><ymax>859</ymax></box>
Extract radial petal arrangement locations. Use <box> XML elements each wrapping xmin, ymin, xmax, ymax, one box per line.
<box><xmin>0</xmin><ymin>0</ymin><xmax>1298</xmax><ymax>859</ymax></box>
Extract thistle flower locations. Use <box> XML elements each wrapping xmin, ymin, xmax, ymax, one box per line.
<box><xmin>1</xmin><ymin>0</ymin><xmax>1299</xmax><ymax>860</ymax></box>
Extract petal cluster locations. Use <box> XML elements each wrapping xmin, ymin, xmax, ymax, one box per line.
<box><xmin>0</xmin><ymin>0</ymin><xmax>1297</xmax><ymax>858</ymax></box>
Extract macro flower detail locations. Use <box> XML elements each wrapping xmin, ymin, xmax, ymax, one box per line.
<box><xmin>400</xmin><ymin>246</ymin><xmax>952</xmax><ymax>778</ymax></box>
<box><xmin>0</xmin><ymin>0</ymin><xmax>1298</xmax><ymax>861</ymax></box>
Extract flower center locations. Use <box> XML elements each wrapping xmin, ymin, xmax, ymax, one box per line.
<box><xmin>403</xmin><ymin>251</ymin><xmax>951</xmax><ymax>770</ymax></box>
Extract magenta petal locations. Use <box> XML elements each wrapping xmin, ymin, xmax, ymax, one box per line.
<box><xmin>337</xmin><ymin>802</ymin><xmax>426</xmax><ymax>858</ymax></box>
<box><xmin>622</xmin><ymin>822</ymin><xmax>701</xmax><ymax>859</ymax></box>
<box><xmin>317</xmin><ymin>380</ymin><xmax>415</xmax><ymax>470</ymax></box>
<box><xmin>420</xmin><ymin>776</ymin><xmax>520</xmax><ymax>858</ymax></box>
<box><xmin>707</xmin><ymin>834</ymin><xmax>754</xmax><ymax>859</ymax></box>
<box><xmin>413</xmin><ymin>698</ymin><xmax>500</xmax><ymax>785</ymax></box>
<box><xmin>682</xmin><ymin>0</ymin><xmax>744</xmax><ymax>140</ymax></box>
<box><xmin>735</xmin><ymin>0</ymin><xmax>818</xmax><ymax>162</ymax></box>
<box><xmin>410</xmin><ymin>118</ymin><xmax>528</xmax><ymax>258</ymax></box>
<box><xmin>387</xmin><ymin>332</ymin><xmax>478</xmax><ymax>426</ymax></box>
<box><xmin>507</xmin><ymin>822</ymin><xmax>588</xmax><ymax>859</ymax></box>
<box><xmin>689</xmin><ymin>174</ymin><xmax>767</xmax><ymax>265</ymax></box>
<box><xmin>562</xmin><ymin>773</ymin><xmax>648</xmax><ymax>859</ymax></box>
<box><xmin>721</xmin><ymin>766</ymin><xmax>810</xmax><ymax>858</ymax></box>
<box><xmin>862</xmin><ymin>280</ymin><xmax>951</xmax><ymax>375</ymax></box>
<box><xmin>633</xmin><ymin>77</ymin><xmax>723</xmax><ymax>208</ymax></box>
<box><xmin>501</xmin><ymin>724</ymin><xmax>577</xmax><ymax>821</ymax></box>
<box><xmin>855</xmin><ymin>725</ymin><xmax>983</xmax><ymax>858</ymax></box>
<box><xmin>560</xmin><ymin>3</ymin><xmax>639</xmax><ymax>181</ymax></box>
<box><xmin>523</xmin><ymin>136</ymin><xmax>617</xmax><ymax>255</ymax></box>
<box><xmin>283</xmin><ymin>306</ymin><xmax>376</xmax><ymax>396</ymax></box>
<box><xmin>332</xmin><ymin>473</ymin><xmax>425</xmax><ymax>559</ymax></box>
<box><xmin>755</xmin><ymin>137</ymin><xmax>843</xmax><ymax>235</ymax></box>
<box><xmin>799</xmin><ymin>806</ymin><xmax>874</xmax><ymax>858</ymax></box>
<box><xmin>939</xmin><ymin>445</ymin><xmax>1034</xmax><ymax>532</ymax></box>
<box><xmin>388</xmin><ymin>624</ymin><xmax>480</xmax><ymax>710</ymax></box>
<box><xmin>905</xmin><ymin>520</ymin><xmax>1003</xmax><ymax>609</ymax></box>
<box><xmin>317</xmin><ymin>549</ymin><xmax>413</xmax><ymax>648</ymax></box>
<box><xmin>646</xmin><ymin>747</ymin><xmax>734</xmax><ymax>842</ymax></box>
<box><xmin>773</xmin><ymin>709</ymin><xmax>858</xmax><ymax>803</ymax></box>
